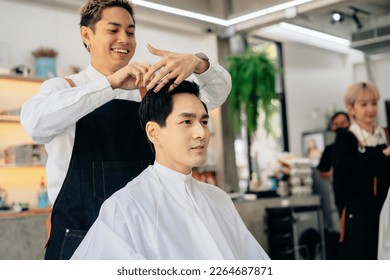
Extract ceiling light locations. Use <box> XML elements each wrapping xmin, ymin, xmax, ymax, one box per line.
<box><xmin>132</xmin><ymin>0</ymin><xmax>313</xmax><ymax>27</ymax></box>
<box><xmin>279</xmin><ymin>22</ymin><xmax>350</xmax><ymax>46</ymax></box>
<box><xmin>330</xmin><ymin>6</ymin><xmax>370</xmax><ymax>30</ymax></box>
<box><xmin>331</xmin><ymin>12</ymin><xmax>344</xmax><ymax>22</ymax></box>
<box><xmin>132</xmin><ymin>0</ymin><xmax>228</xmax><ymax>25</ymax></box>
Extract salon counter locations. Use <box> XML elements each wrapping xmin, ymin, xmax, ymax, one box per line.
<box><xmin>233</xmin><ymin>194</ymin><xmax>321</xmax><ymax>253</ymax></box>
<box><xmin>0</xmin><ymin>208</ymin><xmax>49</xmax><ymax>259</ymax></box>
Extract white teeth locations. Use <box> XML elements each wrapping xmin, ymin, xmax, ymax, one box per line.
<box><xmin>113</xmin><ymin>49</ymin><xmax>128</xmax><ymax>54</ymax></box>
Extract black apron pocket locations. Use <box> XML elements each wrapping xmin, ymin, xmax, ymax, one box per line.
<box><xmin>60</xmin><ymin>229</ymin><xmax>87</xmax><ymax>260</ymax></box>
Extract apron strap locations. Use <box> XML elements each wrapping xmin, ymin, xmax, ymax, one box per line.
<box><xmin>339</xmin><ymin>206</ymin><xmax>346</xmax><ymax>243</ymax></box>
<box><xmin>64</xmin><ymin>78</ymin><xmax>76</xmax><ymax>88</ymax></box>
<box><xmin>139</xmin><ymin>86</ymin><xmax>147</xmax><ymax>99</ymax></box>
<box><xmin>44</xmin><ymin>209</ymin><xmax>52</xmax><ymax>248</ymax></box>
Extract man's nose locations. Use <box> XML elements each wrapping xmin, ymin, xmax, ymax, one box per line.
<box><xmin>117</xmin><ymin>31</ymin><xmax>129</xmax><ymax>43</ymax></box>
<box><xmin>193</xmin><ymin>122</ymin><xmax>206</xmax><ymax>138</ymax></box>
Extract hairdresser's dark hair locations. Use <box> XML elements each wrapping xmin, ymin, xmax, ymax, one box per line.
<box><xmin>79</xmin><ymin>0</ymin><xmax>135</xmax><ymax>49</ymax></box>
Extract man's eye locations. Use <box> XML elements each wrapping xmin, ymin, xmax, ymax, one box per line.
<box><xmin>127</xmin><ymin>32</ymin><xmax>135</xmax><ymax>36</ymax></box>
<box><xmin>183</xmin><ymin>120</ymin><xmax>191</xmax><ymax>124</ymax></box>
<box><xmin>202</xmin><ymin>120</ymin><xmax>209</xmax><ymax>125</ymax></box>
<box><xmin>108</xmin><ymin>29</ymin><xmax>117</xmax><ymax>33</ymax></box>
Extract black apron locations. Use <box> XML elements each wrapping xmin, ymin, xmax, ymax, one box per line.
<box><xmin>44</xmin><ymin>99</ymin><xmax>153</xmax><ymax>259</ymax></box>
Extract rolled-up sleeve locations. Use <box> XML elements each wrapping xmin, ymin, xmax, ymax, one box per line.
<box><xmin>20</xmin><ymin>77</ymin><xmax>115</xmax><ymax>143</ymax></box>
<box><xmin>189</xmin><ymin>60</ymin><xmax>231</xmax><ymax>111</ymax></box>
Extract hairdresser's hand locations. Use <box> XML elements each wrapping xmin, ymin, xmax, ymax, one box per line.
<box><xmin>144</xmin><ymin>44</ymin><xmax>209</xmax><ymax>92</ymax></box>
<box><xmin>107</xmin><ymin>62</ymin><xmax>152</xmax><ymax>90</ymax></box>
<box><xmin>383</xmin><ymin>145</ymin><xmax>390</xmax><ymax>156</ymax></box>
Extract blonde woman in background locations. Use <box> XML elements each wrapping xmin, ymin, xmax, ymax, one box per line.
<box><xmin>333</xmin><ymin>81</ymin><xmax>390</xmax><ymax>259</ymax></box>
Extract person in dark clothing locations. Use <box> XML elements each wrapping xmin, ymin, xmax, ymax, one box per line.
<box><xmin>333</xmin><ymin>81</ymin><xmax>390</xmax><ymax>260</ymax></box>
<box><xmin>317</xmin><ymin>111</ymin><xmax>350</xmax><ymax>216</ymax></box>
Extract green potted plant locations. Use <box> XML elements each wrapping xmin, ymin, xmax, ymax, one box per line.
<box><xmin>32</xmin><ymin>47</ymin><xmax>58</xmax><ymax>78</ymax></box>
<box><xmin>227</xmin><ymin>48</ymin><xmax>279</xmax><ymax>136</ymax></box>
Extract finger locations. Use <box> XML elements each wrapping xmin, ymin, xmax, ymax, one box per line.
<box><xmin>168</xmin><ymin>76</ymin><xmax>184</xmax><ymax>92</ymax></box>
<box><xmin>152</xmin><ymin>74</ymin><xmax>173</xmax><ymax>92</ymax></box>
<box><xmin>127</xmin><ymin>68</ymin><xmax>141</xmax><ymax>86</ymax></box>
<box><xmin>136</xmin><ymin>64</ymin><xmax>150</xmax><ymax>86</ymax></box>
<box><xmin>168</xmin><ymin>81</ymin><xmax>180</xmax><ymax>92</ymax></box>
<box><xmin>143</xmin><ymin>59</ymin><xmax>167</xmax><ymax>84</ymax></box>
<box><xmin>152</xmin><ymin>81</ymin><xmax>166</xmax><ymax>93</ymax></box>
<box><xmin>146</xmin><ymin>43</ymin><xmax>171</xmax><ymax>58</ymax></box>
<box><xmin>147</xmin><ymin>69</ymin><xmax>172</xmax><ymax>90</ymax></box>
<box><xmin>128</xmin><ymin>64</ymin><xmax>148</xmax><ymax>86</ymax></box>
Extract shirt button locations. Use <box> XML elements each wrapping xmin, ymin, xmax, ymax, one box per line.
<box><xmin>349</xmin><ymin>214</ymin><xmax>353</xmax><ymax>218</ymax></box>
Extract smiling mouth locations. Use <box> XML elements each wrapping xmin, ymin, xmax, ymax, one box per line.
<box><xmin>112</xmin><ymin>48</ymin><xmax>129</xmax><ymax>54</ymax></box>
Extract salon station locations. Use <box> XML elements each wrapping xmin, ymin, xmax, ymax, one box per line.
<box><xmin>1</xmin><ymin>0</ymin><xmax>390</xmax><ymax>260</ymax></box>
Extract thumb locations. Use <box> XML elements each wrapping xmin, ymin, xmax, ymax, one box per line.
<box><xmin>146</xmin><ymin>43</ymin><xmax>170</xmax><ymax>57</ymax></box>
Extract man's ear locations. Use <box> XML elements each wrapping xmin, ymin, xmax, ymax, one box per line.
<box><xmin>145</xmin><ymin>121</ymin><xmax>160</xmax><ymax>144</ymax></box>
<box><xmin>80</xmin><ymin>26</ymin><xmax>91</xmax><ymax>47</ymax></box>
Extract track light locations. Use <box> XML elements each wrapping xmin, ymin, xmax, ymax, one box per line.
<box><xmin>330</xmin><ymin>6</ymin><xmax>369</xmax><ymax>30</ymax></box>
<box><xmin>332</xmin><ymin>12</ymin><xmax>344</xmax><ymax>22</ymax></box>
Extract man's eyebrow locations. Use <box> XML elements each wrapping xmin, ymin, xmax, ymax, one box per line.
<box><xmin>178</xmin><ymin>112</ymin><xmax>209</xmax><ymax>119</ymax></box>
<box><xmin>107</xmin><ymin>22</ymin><xmax>135</xmax><ymax>28</ymax></box>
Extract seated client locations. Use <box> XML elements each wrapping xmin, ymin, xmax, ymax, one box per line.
<box><xmin>71</xmin><ymin>79</ymin><xmax>270</xmax><ymax>260</ymax></box>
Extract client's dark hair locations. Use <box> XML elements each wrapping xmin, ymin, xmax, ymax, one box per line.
<box><xmin>139</xmin><ymin>79</ymin><xmax>207</xmax><ymax>131</ymax></box>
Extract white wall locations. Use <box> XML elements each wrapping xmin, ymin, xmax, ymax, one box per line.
<box><xmin>0</xmin><ymin>2</ymin><xmax>87</xmax><ymax>76</ymax></box>
<box><xmin>283</xmin><ymin>42</ymin><xmax>356</xmax><ymax>155</ymax></box>
<box><xmin>0</xmin><ymin>1</ymin><xmax>218</xmax><ymax>77</ymax></box>
<box><xmin>283</xmin><ymin>42</ymin><xmax>390</xmax><ymax>156</ymax></box>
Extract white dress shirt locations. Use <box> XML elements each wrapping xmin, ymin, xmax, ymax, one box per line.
<box><xmin>349</xmin><ymin>122</ymin><xmax>387</xmax><ymax>147</ymax></box>
<box><xmin>71</xmin><ymin>161</ymin><xmax>270</xmax><ymax>260</ymax></box>
<box><xmin>20</xmin><ymin>62</ymin><xmax>231</xmax><ymax>204</ymax></box>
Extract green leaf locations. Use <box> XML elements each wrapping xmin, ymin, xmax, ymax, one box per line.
<box><xmin>227</xmin><ymin>48</ymin><xmax>281</xmax><ymax>136</ymax></box>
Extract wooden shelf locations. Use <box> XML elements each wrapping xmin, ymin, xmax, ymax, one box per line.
<box><xmin>0</xmin><ymin>115</ymin><xmax>19</xmax><ymax>122</ymax></box>
<box><xmin>0</xmin><ymin>207</ymin><xmax>50</xmax><ymax>219</ymax></box>
<box><xmin>0</xmin><ymin>74</ymin><xmax>45</xmax><ymax>83</ymax></box>
<box><xmin>0</xmin><ymin>164</ymin><xmax>45</xmax><ymax>168</ymax></box>
<box><xmin>0</xmin><ymin>76</ymin><xmax>47</xmax><ymax>208</ymax></box>
<box><xmin>0</xmin><ymin>75</ymin><xmax>43</xmax><ymax>113</ymax></box>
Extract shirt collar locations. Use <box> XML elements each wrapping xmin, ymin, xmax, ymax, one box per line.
<box><xmin>85</xmin><ymin>64</ymin><xmax>106</xmax><ymax>81</ymax></box>
<box><xmin>152</xmin><ymin>161</ymin><xmax>195</xmax><ymax>206</ymax></box>
<box><xmin>153</xmin><ymin>161</ymin><xmax>193</xmax><ymax>184</ymax></box>
<box><xmin>349</xmin><ymin>122</ymin><xmax>386</xmax><ymax>146</ymax></box>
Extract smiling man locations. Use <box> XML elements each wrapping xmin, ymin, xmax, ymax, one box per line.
<box><xmin>71</xmin><ymin>80</ymin><xmax>269</xmax><ymax>260</ymax></box>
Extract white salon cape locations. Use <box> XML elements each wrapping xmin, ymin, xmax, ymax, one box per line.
<box><xmin>71</xmin><ymin>162</ymin><xmax>269</xmax><ymax>260</ymax></box>
<box><xmin>378</xmin><ymin>188</ymin><xmax>390</xmax><ymax>259</ymax></box>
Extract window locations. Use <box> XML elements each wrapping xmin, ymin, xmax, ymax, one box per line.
<box><xmin>233</xmin><ymin>36</ymin><xmax>288</xmax><ymax>194</ymax></box>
